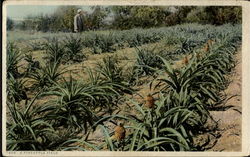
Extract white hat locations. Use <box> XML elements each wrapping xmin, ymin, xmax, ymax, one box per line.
<box><xmin>77</xmin><ymin>9</ymin><xmax>82</xmax><ymax>13</ymax></box>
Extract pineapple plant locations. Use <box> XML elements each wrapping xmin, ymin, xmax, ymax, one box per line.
<box><xmin>195</xmin><ymin>52</ymin><xmax>202</xmax><ymax>60</ymax></box>
<box><xmin>7</xmin><ymin>42</ymin><xmax>23</xmax><ymax>78</ymax></box>
<box><xmin>63</xmin><ymin>35</ymin><xmax>85</xmax><ymax>63</ymax></box>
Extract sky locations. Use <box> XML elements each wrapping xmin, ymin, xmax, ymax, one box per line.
<box><xmin>7</xmin><ymin>5</ymin><xmax>91</xmax><ymax>21</ymax></box>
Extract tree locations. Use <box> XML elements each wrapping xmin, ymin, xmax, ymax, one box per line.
<box><xmin>91</xmin><ymin>6</ymin><xmax>110</xmax><ymax>30</ymax></box>
<box><xmin>54</xmin><ymin>6</ymin><xmax>78</xmax><ymax>32</ymax></box>
<box><xmin>111</xmin><ymin>6</ymin><xmax>170</xmax><ymax>29</ymax></box>
<box><xmin>46</xmin><ymin>14</ymin><xmax>62</xmax><ymax>32</ymax></box>
<box><xmin>35</xmin><ymin>14</ymin><xmax>50</xmax><ymax>32</ymax></box>
<box><xmin>131</xmin><ymin>6</ymin><xmax>171</xmax><ymax>28</ymax></box>
<box><xmin>7</xmin><ymin>17</ymin><xmax>14</xmax><ymax>30</ymax></box>
<box><xmin>83</xmin><ymin>6</ymin><xmax>110</xmax><ymax>30</ymax></box>
<box><xmin>185</xmin><ymin>7</ymin><xmax>211</xmax><ymax>24</ymax></box>
<box><xmin>185</xmin><ymin>6</ymin><xmax>242</xmax><ymax>25</ymax></box>
<box><xmin>165</xmin><ymin>6</ymin><xmax>195</xmax><ymax>26</ymax></box>
<box><xmin>111</xmin><ymin>6</ymin><xmax>134</xmax><ymax>30</ymax></box>
<box><xmin>13</xmin><ymin>6</ymin><xmax>242</xmax><ymax>32</ymax></box>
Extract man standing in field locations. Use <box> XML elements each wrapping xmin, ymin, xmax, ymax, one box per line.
<box><xmin>74</xmin><ymin>9</ymin><xmax>84</xmax><ymax>33</ymax></box>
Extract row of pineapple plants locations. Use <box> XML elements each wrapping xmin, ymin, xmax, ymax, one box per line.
<box><xmin>6</xmin><ymin>42</ymin><xmax>134</xmax><ymax>150</ymax></box>
<box><xmin>85</xmin><ymin>25</ymin><xmax>241</xmax><ymax>151</ymax></box>
<box><xmin>6</xmin><ymin>24</ymin><xmax>241</xmax><ymax>151</ymax></box>
<box><xmin>27</xmin><ymin>24</ymin><xmax>240</xmax><ymax>56</ymax></box>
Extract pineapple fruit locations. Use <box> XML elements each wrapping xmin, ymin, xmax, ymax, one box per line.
<box><xmin>182</xmin><ymin>56</ymin><xmax>189</xmax><ymax>65</ymax></box>
<box><xmin>114</xmin><ymin>122</ymin><xmax>126</xmax><ymax>142</ymax></box>
<box><xmin>144</xmin><ymin>94</ymin><xmax>155</xmax><ymax>109</ymax></box>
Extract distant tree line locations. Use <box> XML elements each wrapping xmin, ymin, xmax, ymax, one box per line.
<box><xmin>7</xmin><ymin>6</ymin><xmax>242</xmax><ymax>32</ymax></box>
<box><xmin>7</xmin><ymin>17</ymin><xmax>14</xmax><ymax>30</ymax></box>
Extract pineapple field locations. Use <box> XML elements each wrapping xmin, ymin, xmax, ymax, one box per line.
<box><xmin>5</xmin><ymin>23</ymin><xmax>242</xmax><ymax>151</ymax></box>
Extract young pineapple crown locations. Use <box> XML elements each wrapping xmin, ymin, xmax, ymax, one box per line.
<box><xmin>118</xmin><ymin>122</ymin><xmax>124</xmax><ymax>127</ymax></box>
<box><xmin>147</xmin><ymin>93</ymin><xmax>152</xmax><ymax>97</ymax></box>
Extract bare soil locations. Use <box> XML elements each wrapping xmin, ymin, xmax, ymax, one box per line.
<box><xmin>61</xmin><ymin>47</ymin><xmax>243</xmax><ymax>152</ymax></box>
<box><xmin>13</xmin><ymin>39</ymin><xmax>242</xmax><ymax>151</ymax></box>
<box><xmin>195</xmin><ymin>50</ymin><xmax>242</xmax><ymax>151</ymax></box>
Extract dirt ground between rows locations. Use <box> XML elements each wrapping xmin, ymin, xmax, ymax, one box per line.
<box><xmin>206</xmin><ymin>50</ymin><xmax>242</xmax><ymax>151</ymax></box>
<box><xmin>86</xmin><ymin>50</ymin><xmax>242</xmax><ymax>152</ymax></box>
<box><xmin>14</xmin><ymin>39</ymin><xmax>242</xmax><ymax>151</ymax></box>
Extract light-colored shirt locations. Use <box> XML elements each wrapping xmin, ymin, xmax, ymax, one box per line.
<box><xmin>74</xmin><ymin>14</ymin><xmax>84</xmax><ymax>32</ymax></box>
